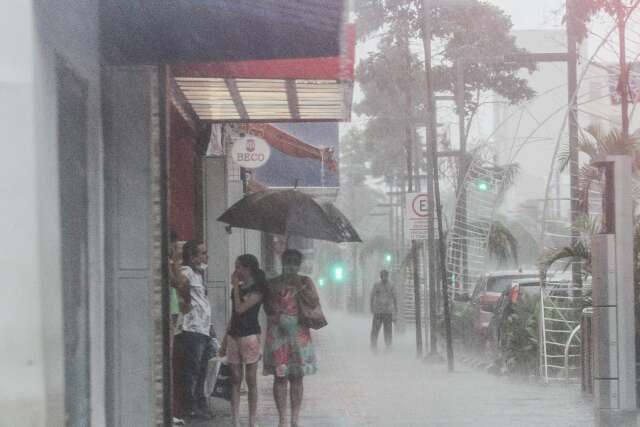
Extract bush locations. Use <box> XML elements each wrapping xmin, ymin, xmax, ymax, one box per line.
<box><xmin>438</xmin><ymin>300</ymin><xmax>475</xmax><ymax>349</ymax></box>
<box><xmin>496</xmin><ymin>295</ymin><xmax>539</xmax><ymax>376</ymax></box>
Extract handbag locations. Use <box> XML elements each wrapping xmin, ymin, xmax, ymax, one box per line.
<box><xmin>211</xmin><ymin>362</ymin><xmax>232</xmax><ymax>401</ymax></box>
<box><xmin>295</xmin><ymin>276</ymin><xmax>328</xmax><ymax>330</ymax></box>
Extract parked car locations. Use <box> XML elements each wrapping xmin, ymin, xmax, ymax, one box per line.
<box><xmin>469</xmin><ymin>270</ymin><xmax>538</xmax><ymax>344</ymax></box>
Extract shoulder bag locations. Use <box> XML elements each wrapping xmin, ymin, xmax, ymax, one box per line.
<box><xmin>295</xmin><ymin>276</ymin><xmax>328</xmax><ymax>330</ymax></box>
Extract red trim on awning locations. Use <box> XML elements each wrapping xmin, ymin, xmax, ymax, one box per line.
<box><xmin>239</xmin><ymin>123</ymin><xmax>337</xmax><ymax>172</ymax></box>
<box><xmin>170</xmin><ymin>24</ymin><xmax>355</xmax><ymax>81</ymax></box>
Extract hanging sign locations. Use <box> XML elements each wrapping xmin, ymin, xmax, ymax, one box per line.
<box><xmin>231</xmin><ymin>135</ymin><xmax>271</xmax><ymax>169</ymax></box>
<box><xmin>405</xmin><ymin>192</ymin><xmax>430</xmax><ymax>240</ymax></box>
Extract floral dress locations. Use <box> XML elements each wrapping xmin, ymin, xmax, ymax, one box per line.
<box><xmin>263</xmin><ymin>276</ymin><xmax>318</xmax><ymax>378</ymax></box>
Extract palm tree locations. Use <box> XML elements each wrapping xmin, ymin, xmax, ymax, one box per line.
<box><xmin>557</xmin><ymin>124</ymin><xmax>640</xmax><ymax>212</ymax></box>
<box><xmin>545</xmin><ymin>125</ymin><xmax>640</xmax><ymax>272</ymax></box>
<box><xmin>486</xmin><ymin>220</ymin><xmax>520</xmax><ymax>268</ymax></box>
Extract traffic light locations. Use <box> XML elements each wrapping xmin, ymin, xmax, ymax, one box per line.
<box><xmin>384</xmin><ymin>252</ymin><xmax>393</xmax><ymax>264</ymax></box>
<box><xmin>334</xmin><ymin>266</ymin><xmax>344</xmax><ymax>281</ymax></box>
<box><xmin>330</xmin><ymin>262</ymin><xmax>346</xmax><ymax>283</ymax></box>
<box><xmin>318</xmin><ymin>277</ymin><xmax>326</xmax><ymax>288</ymax></box>
<box><xmin>474</xmin><ymin>179</ymin><xmax>490</xmax><ymax>192</ymax></box>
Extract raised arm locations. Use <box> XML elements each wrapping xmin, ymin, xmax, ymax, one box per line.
<box><xmin>232</xmin><ymin>272</ymin><xmax>263</xmax><ymax>315</ymax></box>
<box><xmin>176</xmin><ymin>270</ymin><xmax>191</xmax><ymax>314</ymax></box>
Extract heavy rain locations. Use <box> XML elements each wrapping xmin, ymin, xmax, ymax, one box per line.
<box><xmin>2</xmin><ymin>1</ymin><xmax>640</xmax><ymax>426</ymax></box>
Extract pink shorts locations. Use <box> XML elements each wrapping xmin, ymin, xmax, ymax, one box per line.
<box><xmin>226</xmin><ymin>334</ymin><xmax>262</xmax><ymax>365</ymax></box>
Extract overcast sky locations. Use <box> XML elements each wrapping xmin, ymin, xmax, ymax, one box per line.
<box><xmin>487</xmin><ymin>0</ymin><xmax>565</xmax><ymax>30</ymax></box>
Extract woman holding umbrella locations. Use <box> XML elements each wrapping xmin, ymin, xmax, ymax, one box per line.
<box><xmin>263</xmin><ymin>249</ymin><xmax>320</xmax><ymax>427</ymax></box>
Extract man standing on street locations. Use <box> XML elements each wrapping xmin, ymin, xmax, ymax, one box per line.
<box><xmin>370</xmin><ymin>270</ymin><xmax>397</xmax><ymax>351</ymax></box>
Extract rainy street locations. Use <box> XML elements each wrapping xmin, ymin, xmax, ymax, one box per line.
<box><xmin>6</xmin><ymin>0</ymin><xmax>640</xmax><ymax>426</ymax></box>
<box><xmin>192</xmin><ymin>312</ymin><xmax>594</xmax><ymax>427</ymax></box>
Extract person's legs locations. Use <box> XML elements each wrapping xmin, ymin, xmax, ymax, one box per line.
<box><xmin>289</xmin><ymin>375</ymin><xmax>304</xmax><ymax>427</ymax></box>
<box><xmin>370</xmin><ymin>314</ymin><xmax>382</xmax><ymax>350</ymax></box>
<box><xmin>182</xmin><ymin>332</ymin><xmax>206</xmax><ymax>416</ymax></box>
<box><xmin>245</xmin><ymin>362</ymin><xmax>259</xmax><ymax>427</ymax></box>
<box><xmin>273</xmin><ymin>376</ymin><xmax>288</xmax><ymax>427</ymax></box>
<box><xmin>195</xmin><ymin>336</ymin><xmax>214</xmax><ymax>412</ymax></box>
<box><xmin>383</xmin><ymin>313</ymin><xmax>393</xmax><ymax>348</ymax></box>
<box><xmin>173</xmin><ymin>333</ymin><xmax>187</xmax><ymax>418</ymax></box>
<box><xmin>230</xmin><ymin>363</ymin><xmax>244</xmax><ymax>427</ymax></box>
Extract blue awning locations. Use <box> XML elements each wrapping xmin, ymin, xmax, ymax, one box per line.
<box><xmin>101</xmin><ymin>0</ymin><xmax>346</xmax><ymax>64</ymax></box>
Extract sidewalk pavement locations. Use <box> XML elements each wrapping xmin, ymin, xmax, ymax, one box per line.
<box><xmin>189</xmin><ymin>311</ymin><xmax>595</xmax><ymax>427</ymax></box>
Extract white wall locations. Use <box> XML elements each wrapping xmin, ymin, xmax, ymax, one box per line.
<box><xmin>0</xmin><ymin>1</ymin><xmax>104</xmax><ymax>425</ymax></box>
<box><xmin>0</xmin><ymin>2</ymin><xmax>53</xmax><ymax>425</ymax></box>
<box><xmin>493</xmin><ymin>30</ymin><xmax>571</xmax><ymax>216</ymax></box>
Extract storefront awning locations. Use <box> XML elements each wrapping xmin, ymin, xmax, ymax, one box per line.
<box><xmin>170</xmin><ymin>25</ymin><xmax>355</xmax><ymax>123</ymax></box>
<box><xmin>101</xmin><ymin>0</ymin><xmax>346</xmax><ymax>64</ymax></box>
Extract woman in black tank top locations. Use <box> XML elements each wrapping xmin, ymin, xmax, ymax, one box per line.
<box><xmin>228</xmin><ymin>254</ymin><xmax>265</xmax><ymax>427</ymax></box>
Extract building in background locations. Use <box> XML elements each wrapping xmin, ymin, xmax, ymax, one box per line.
<box><xmin>492</xmin><ymin>30</ymin><xmax>571</xmax><ymax>219</ymax></box>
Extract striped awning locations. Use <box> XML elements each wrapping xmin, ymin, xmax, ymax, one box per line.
<box><xmin>170</xmin><ymin>24</ymin><xmax>355</xmax><ymax>123</ymax></box>
<box><xmin>174</xmin><ymin>77</ymin><xmax>351</xmax><ymax>122</ymax></box>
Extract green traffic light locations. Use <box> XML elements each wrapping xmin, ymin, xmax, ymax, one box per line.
<box><xmin>318</xmin><ymin>278</ymin><xmax>325</xmax><ymax>288</ymax></box>
<box><xmin>330</xmin><ymin>262</ymin><xmax>346</xmax><ymax>283</ymax></box>
<box><xmin>475</xmin><ymin>179</ymin><xmax>490</xmax><ymax>192</ymax></box>
<box><xmin>384</xmin><ymin>253</ymin><xmax>392</xmax><ymax>263</ymax></box>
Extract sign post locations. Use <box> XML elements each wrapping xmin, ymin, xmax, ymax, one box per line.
<box><xmin>405</xmin><ymin>192</ymin><xmax>430</xmax><ymax>241</ymax></box>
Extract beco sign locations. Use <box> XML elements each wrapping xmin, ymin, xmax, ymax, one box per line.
<box><xmin>231</xmin><ymin>135</ymin><xmax>271</xmax><ymax>169</ymax></box>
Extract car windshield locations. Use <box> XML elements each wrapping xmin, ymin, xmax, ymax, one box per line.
<box><xmin>518</xmin><ymin>283</ymin><xmax>541</xmax><ymax>297</ymax></box>
<box><xmin>486</xmin><ymin>275</ymin><xmax>538</xmax><ymax>293</ymax></box>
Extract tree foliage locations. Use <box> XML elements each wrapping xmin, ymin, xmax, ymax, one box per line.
<box><xmin>558</xmin><ymin>124</ymin><xmax>640</xmax><ymax>211</ymax></box>
<box><xmin>431</xmin><ymin>2</ymin><xmax>535</xmax><ymax>117</ymax></box>
<box><xmin>566</xmin><ymin>0</ymin><xmax>638</xmax><ymax>41</ymax></box>
<box><xmin>354</xmin><ymin>0</ymin><xmax>535</xmax><ymax>180</ymax></box>
<box><xmin>487</xmin><ymin>220</ymin><xmax>519</xmax><ymax>267</ymax></box>
<box><xmin>354</xmin><ymin>38</ymin><xmax>424</xmax><ymax>180</ymax></box>
<box><xmin>340</xmin><ymin>127</ymin><xmax>371</xmax><ymax>187</ymax></box>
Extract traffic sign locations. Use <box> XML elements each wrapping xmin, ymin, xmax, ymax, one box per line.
<box><xmin>405</xmin><ymin>192</ymin><xmax>430</xmax><ymax>240</ymax></box>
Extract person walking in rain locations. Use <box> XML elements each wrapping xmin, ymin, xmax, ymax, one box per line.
<box><xmin>263</xmin><ymin>249</ymin><xmax>319</xmax><ymax>427</ymax></box>
<box><xmin>370</xmin><ymin>270</ymin><xmax>397</xmax><ymax>351</ymax></box>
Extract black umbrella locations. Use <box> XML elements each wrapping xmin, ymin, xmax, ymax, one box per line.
<box><xmin>217</xmin><ymin>189</ymin><xmax>361</xmax><ymax>243</ymax></box>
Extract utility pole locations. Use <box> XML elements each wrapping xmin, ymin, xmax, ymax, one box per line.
<box><xmin>404</xmin><ymin>55</ymin><xmax>424</xmax><ymax>359</ymax></box>
<box><xmin>455</xmin><ymin>61</ymin><xmax>469</xmax><ymax>296</ymax></box>
<box><xmin>420</xmin><ymin>0</ymin><xmax>439</xmax><ymax>358</ymax></box>
<box><xmin>566</xmin><ymin>0</ymin><xmax>582</xmax><ymax>287</ymax></box>
<box><xmin>421</xmin><ymin>0</ymin><xmax>454</xmax><ymax>370</ymax></box>
<box><xmin>616</xmin><ymin>1</ymin><xmax>630</xmax><ymax>142</ymax></box>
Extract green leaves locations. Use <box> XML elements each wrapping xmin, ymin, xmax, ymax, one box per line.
<box><xmin>497</xmin><ymin>295</ymin><xmax>540</xmax><ymax>376</ymax></box>
<box><xmin>487</xmin><ymin>220</ymin><xmax>520</xmax><ymax>268</ymax></box>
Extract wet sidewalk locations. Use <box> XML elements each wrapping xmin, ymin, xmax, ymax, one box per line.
<box><xmin>191</xmin><ymin>312</ymin><xmax>595</xmax><ymax>426</ymax></box>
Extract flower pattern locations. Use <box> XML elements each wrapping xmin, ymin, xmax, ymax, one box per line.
<box><xmin>263</xmin><ymin>285</ymin><xmax>317</xmax><ymax>378</ymax></box>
